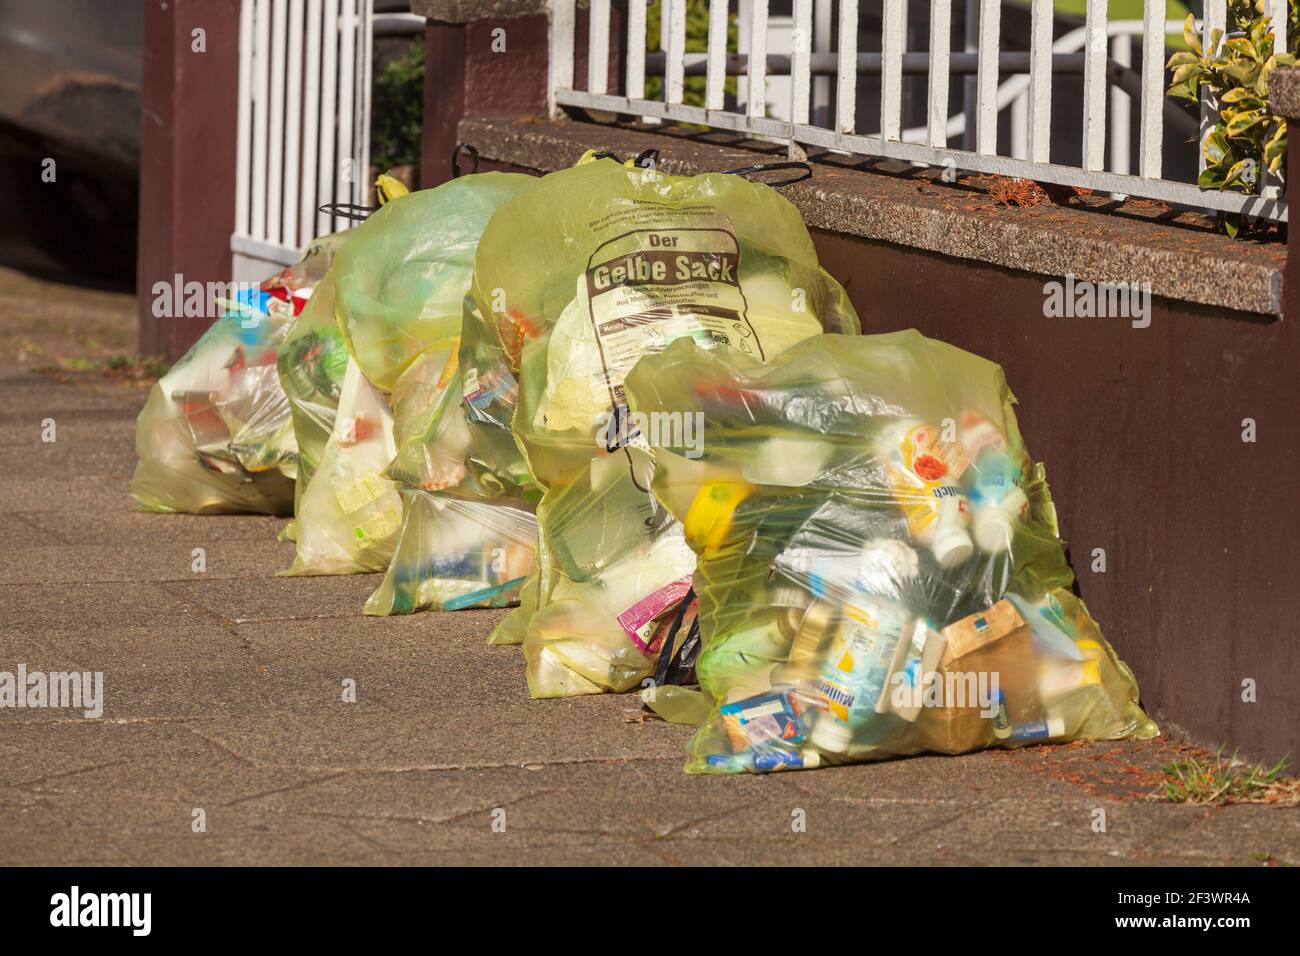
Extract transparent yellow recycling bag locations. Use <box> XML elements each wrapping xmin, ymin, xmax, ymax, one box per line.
<box><xmin>131</xmin><ymin>235</ymin><xmax>339</xmax><ymax>515</ymax></box>
<box><xmin>281</xmin><ymin>356</ymin><xmax>402</xmax><ymax>575</ymax></box>
<box><xmin>333</xmin><ymin>172</ymin><xmax>537</xmax><ymax>392</ymax></box>
<box><xmin>282</xmin><ymin>172</ymin><xmax>533</xmax><ymax>575</ymax></box>
<box><xmin>462</xmin><ymin>157</ymin><xmax>859</xmax><ymax>695</ymax></box>
<box><xmin>363</xmin><ymin>331</ymin><xmax>539</xmax><ymax>614</ymax></box>
<box><xmin>622</xmin><ymin>331</ymin><xmax>1158</xmax><ymax>773</ymax></box>
<box><xmin>276</xmin><ymin>269</ymin><xmax>350</xmax><ymax>538</ymax></box>
<box><xmin>363</xmin><ymin>490</ymin><xmax>537</xmax><ymax>614</ymax></box>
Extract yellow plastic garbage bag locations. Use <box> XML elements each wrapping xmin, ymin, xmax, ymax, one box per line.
<box><xmin>622</xmin><ymin>331</ymin><xmax>1158</xmax><ymax>772</ymax></box>
<box><xmin>364</xmin><ymin>330</ymin><xmax>538</xmax><ymax>614</ymax></box>
<box><xmin>332</xmin><ymin>172</ymin><xmax>537</xmax><ymax>392</ymax></box>
<box><xmin>130</xmin><ymin>235</ymin><xmax>338</xmax><ymax>514</ymax></box>
<box><xmin>276</xmin><ymin>269</ymin><xmax>350</xmax><ymax>538</ymax></box>
<box><xmin>462</xmin><ymin>157</ymin><xmax>859</xmax><ymax>696</ymax></box>
<box><xmin>363</xmin><ymin>491</ymin><xmax>537</xmax><ymax>614</ymax></box>
<box><xmin>281</xmin><ymin>357</ymin><xmax>402</xmax><ymax>574</ymax></box>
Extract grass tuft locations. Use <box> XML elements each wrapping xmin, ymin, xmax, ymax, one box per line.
<box><xmin>1156</xmin><ymin>747</ymin><xmax>1299</xmax><ymax>806</ymax></box>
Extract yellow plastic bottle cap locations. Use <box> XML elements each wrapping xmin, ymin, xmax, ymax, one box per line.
<box><xmin>1076</xmin><ymin>638</ymin><xmax>1104</xmax><ymax>659</ymax></box>
<box><xmin>684</xmin><ymin>481</ymin><xmax>754</xmax><ymax>554</ymax></box>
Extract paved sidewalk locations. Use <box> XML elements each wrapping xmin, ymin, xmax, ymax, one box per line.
<box><xmin>2</xmin><ymin>269</ymin><xmax>1298</xmax><ymax>866</ymax></box>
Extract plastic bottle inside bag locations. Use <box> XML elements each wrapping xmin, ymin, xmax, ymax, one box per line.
<box><xmin>959</xmin><ymin>410</ymin><xmax>1030</xmax><ymax>553</ymax></box>
<box><xmin>880</xmin><ymin>419</ymin><xmax>974</xmax><ymax>569</ymax></box>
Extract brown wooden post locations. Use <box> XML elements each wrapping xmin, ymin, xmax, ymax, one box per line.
<box><xmin>136</xmin><ymin>0</ymin><xmax>241</xmax><ymax>360</ymax></box>
<box><xmin>417</xmin><ymin>3</ymin><xmax>552</xmax><ymax>188</ymax></box>
<box><xmin>416</xmin><ymin>1</ymin><xmax>620</xmax><ymax>188</ymax></box>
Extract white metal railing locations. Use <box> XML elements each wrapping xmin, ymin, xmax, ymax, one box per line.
<box><xmin>549</xmin><ymin>0</ymin><xmax>1290</xmax><ymax>223</ymax></box>
<box><xmin>233</xmin><ymin>0</ymin><xmax>375</xmax><ymax>282</ymax></box>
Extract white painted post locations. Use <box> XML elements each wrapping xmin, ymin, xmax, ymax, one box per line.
<box><xmin>738</xmin><ymin>0</ymin><xmax>752</xmax><ymax>109</ymax></box>
<box><xmin>705</xmin><ymin>0</ymin><xmax>726</xmax><ymax>111</ymax></box>
<box><xmin>878</xmin><ymin>0</ymin><xmax>901</xmax><ymax>140</ymax></box>
<box><xmin>300</xmin><ymin>0</ymin><xmax>322</xmax><ymax>243</ymax></box>
<box><xmin>791</xmin><ymin>0</ymin><xmax>812</xmax><ymax>125</ymax></box>
<box><xmin>282</xmin><ymin>0</ymin><xmax>304</xmax><ymax>250</ymax></box>
<box><xmin>234</xmin><ymin>0</ymin><xmax>253</xmax><ymax>239</ymax></box>
<box><xmin>1139</xmin><ymin>0</ymin><xmax>1166</xmax><ymax>179</ymax></box>
<box><xmin>1199</xmin><ymin>0</ymin><xmax>1226</xmax><ymax>173</ymax></box>
<box><xmin>1110</xmin><ymin>34</ymin><xmax>1131</xmax><ymax>175</ymax></box>
<box><xmin>627</xmin><ymin>0</ymin><xmax>646</xmax><ymax>101</ymax></box>
<box><xmin>335</xmin><ymin>0</ymin><xmax>357</xmax><ymax>230</ymax></box>
<box><xmin>666</xmin><ymin>0</ymin><xmax>686</xmax><ymax>105</ymax></box>
<box><xmin>266</xmin><ymin>0</ymin><xmax>287</xmax><ymax>246</ymax></box>
<box><xmin>316</xmin><ymin>0</ymin><xmax>339</xmax><ymax>234</ymax></box>
<box><xmin>975</xmin><ymin>0</ymin><xmax>1001</xmax><ymax>155</ymax></box>
<box><xmin>1027</xmin><ymin>0</ymin><xmax>1052</xmax><ymax>163</ymax></box>
<box><xmin>588</xmin><ymin>0</ymin><xmax>611</xmax><ymax>95</ymax></box>
<box><xmin>927</xmin><ymin>0</ymin><xmax>951</xmax><ymax>148</ymax></box>
<box><xmin>1263</xmin><ymin>0</ymin><xmax>1289</xmax><ymax>199</ymax></box>
<box><xmin>549</xmin><ymin>0</ymin><xmax>576</xmax><ymax>119</ymax></box>
<box><xmin>748</xmin><ymin>0</ymin><xmax>769</xmax><ymax>119</ymax></box>
<box><xmin>812</xmin><ymin>0</ymin><xmax>833</xmax><ymax>127</ymax></box>
<box><xmin>838</xmin><ymin>0</ymin><xmax>861</xmax><ymax>136</ymax></box>
<box><xmin>1011</xmin><ymin>90</ymin><xmax>1028</xmax><ymax>160</ymax></box>
<box><xmin>251</xmin><ymin>0</ymin><xmax>270</xmax><ymax>241</ymax></box>
<box><xmin>1081</xmin><ymin>0</ymin><xmax>1108</xmax><ymax>171</ymax></box>
<box><xmin>357</xmin><ymin>0</ymin><xmax>373</xmax><ymax>211</ymax></box>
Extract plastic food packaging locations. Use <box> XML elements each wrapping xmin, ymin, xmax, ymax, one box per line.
<box><xmin>280</xmin><ymin>357</ymin><xmax>402</xmax><ymax>575</ymax></box>
<box><xmin>461</xmin><ymin>157</ymin><xmax>859</xmax><ymax>696</ymax></box>
<box><xmin>363</xmin><ymin>491</ymin><xmax>537</xmax><ymax>615</ymax></box>
<box><xmin>131</xmin><ymin>235</ymin><xmax>338</xmax><ymax>514</ymax></box>
<box><xmin>337</xmin><ymin>171</ymin><xmax>538</xmax><ymax>606</ymax></box>
<box><xmin>277</xmin><ymin>269</ymin><xmax>351</xmax><ymax>538</ymax></box>
<box><xmin>622</xmin><ymin>330</ymin><xmax>1158</xmax><ymax>772</ymax></box>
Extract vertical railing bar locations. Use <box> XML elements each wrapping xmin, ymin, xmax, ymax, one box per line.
<box><xmin>266</xmin><ymin>0</ymin><xmax>287</xmax><ymax>247</ymax></box>
<box><xmin>841</xmin><ymin>0</ymin><xmax>862</xmax><ymax>137</ymax></box>
<box><xmin>588</xmin><ymin>0</ymin><xmax>611</xmax><ymax>95</ymax></box>
<box><xmin>791</xmin><ymin>0</ymin><xmax>812</xmax><ymax>125</ymax></box>
<box><xmin>877</xmin><ymin>0</ymin><xmax>900</xmax><ymax>140</ymax></box>
<box><xmin>1081</xmin><ymin>0</ymin><xmax>1108</xmax><ymax>171</ymax></box>
<box><xmin>282</xmin><ymin>0</ymin><xmax>304</xmax><ymax>250</ymax></box>
<box><xmin>627</xmin><ymin>0</ymin><xmax>647</xmax><ymax>101</ymax></box>
<box><xmin>234</xmin><ymin>0</ymin><xmax>253</xmax><ymax>238</ymax></box>
<box><xmin>811</xmin><ymin>0</ymin><xmax>833</xmax><ymax>126</ymax></box>
<box><xmin>666</xmin><ymin>0</ymin><xmax>686</xmax><ymax>105</ymax></box>
<box><xmin>1110</xmin><ymin>34</ymin><xmax>1131</xmax><ymax>175</ymax></box>
<box><xmin>300</xmin><ymin>0</ymin><xmax>322</xmax><ymax>244</ymax></box>
<box><xmin>975</xmin><ymin>0</ymin><xmax>1001</xmax><ymax>155</ymax></box>
<box><xmin>251</xmin><ymin>0</ymin><xmax>270</xmax><ymax>242</ymax></box>
<box><xmin>1011</xmin><ymin>90</ymin><xmax>1028</xmax><ymax>159</ymax></box>
<box><xmin>927</xmin><ymin>0</ymin><xmax>951</xmax><ymax>148</ymax></box>
<box><xmin>357</xmin><ymin>0</ymin><xmax>373</xmax><ymax>208</ymax></box>
<box><xmin>548</xmin><ymin>0</ymin><xmax>576</xmax><ymax>119</ymax></box>
<box><xmin>1027</xmin><ymin>0</ymin><xmax>1052</xmax><ymax>163</ymax></box>
<box><xmin>748</xmin><ymin>0</ymin><xmax>769</xmax><ymax>119</ymax></box>
<box><xmin>315</xmin><ymin>0</ymin><xmax>338</xmax><ymax>235</ymax></box>
<box><xmin>738</xmin><ymin>0</ymin><xmax>752</xmax><ymax>109</ymax></box>
<box><xmin>1263</xmin><ymin>0</ymin><xmax>1289</xmax><ymax>199</ymax></box>
<box><xmin>705</xmin><ymin>0</ymin><xmax>727</xmax><ymax>111</ymax></box>
<box><xmin>1139</xmin><ymin>0</ymin><xmax>1166</xmax><ymax>179</ymax></box>
<box><xmin>1199</xmin><ymin>0</ymin><xmax>1226</xmax><ymax>174</ymax></box>
<box><xmin>962</xmin><ymin>0</ymin><xmax>978</xmax><ymax>151</ymax></box>
<box><xmin>335</xmin><ymin>0</ymin><xmax>356</xmax><ymax>231</ymax></box>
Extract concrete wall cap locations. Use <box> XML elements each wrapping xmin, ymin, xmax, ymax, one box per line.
<box><xmin>1268</xmin><ymin>66</ymin><xmax>1300</xmax><ymax>120</ymax></box>
<box><xmin>458</xmin><ymin>116</ymin><xmax>1284</xmax><ymax>317</ymax></box>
